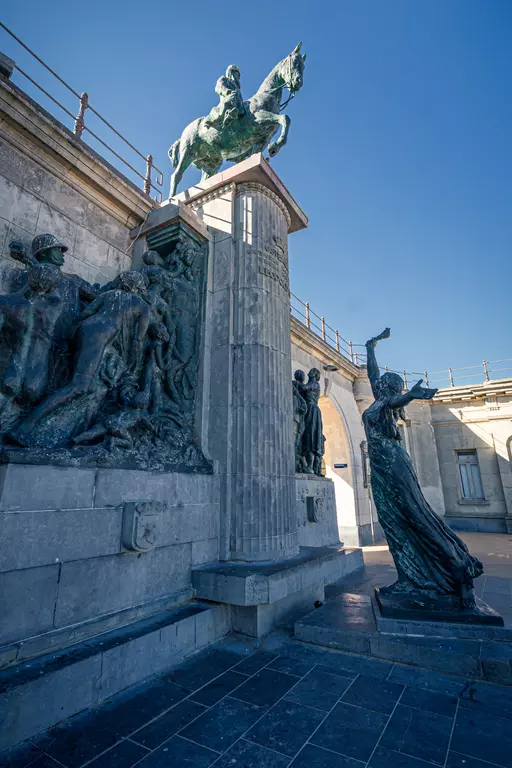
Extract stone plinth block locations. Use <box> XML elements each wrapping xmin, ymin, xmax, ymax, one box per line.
<box><xmin>375</xmin><ymin>587</ymin><xmax>504</xmax><ymax>627</ymax></box>
<box><xmin>193</xmin><ymin>546</ymin><xmax>363</xmax><ymax>636</ymax></box>
<box><xmin>296</xmin><ymin>475</ymin><xmax>340</xmax><ymax>548</ymax></box>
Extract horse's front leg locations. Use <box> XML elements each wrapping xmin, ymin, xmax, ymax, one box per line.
<box><xmin>254</xmin><ymin>111</ymin><xmax>290</xmax><ymax>157</ymax></box>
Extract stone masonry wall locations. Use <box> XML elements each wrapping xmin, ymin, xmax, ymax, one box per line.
<box><xmin>0</xmin><ymin>139</ymin><xmax>134</xmax><ymax>290</ymax></box>
<box><xmin>0</xmin><ymin>465</ymin><xmax>220</xmax><ymax>668</ymax></box>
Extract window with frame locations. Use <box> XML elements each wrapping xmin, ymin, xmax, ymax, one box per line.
<box><xmin>456</xmin><ymin>450</ymin><xmax>484</xmax><ymax>500</ymax></box>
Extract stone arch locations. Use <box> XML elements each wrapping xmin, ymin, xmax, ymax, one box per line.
<box><xmin>318</xmin><ymin>393</ymin><xmax>361</xmax><ymax>544</ymax></box>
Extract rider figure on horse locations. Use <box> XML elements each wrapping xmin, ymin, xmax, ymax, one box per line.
<box><xmin>205</xmin><ymin>65</ymin><xmax>245</xmax><ymax>129</ymax></box>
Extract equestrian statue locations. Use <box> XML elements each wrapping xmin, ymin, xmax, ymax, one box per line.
<box><xmin>168</xmin><ymin>43</ymin><xmax>306</xmax><ymax>197</ymax></box>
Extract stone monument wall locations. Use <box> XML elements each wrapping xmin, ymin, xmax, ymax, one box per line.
<box><xmin>0</xmin><ymin>77</ymin><xmax>155</xmax><ymax>293</ymax></box>
<box><xmin>0</xmin><ymin>465</ymin><xmax>220</xmax><ymax>666</ymax></box>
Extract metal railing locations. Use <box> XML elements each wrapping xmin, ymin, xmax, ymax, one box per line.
<box><xmin>0</xmin><ymin>22</ymin><xmax>164</xmax><ymax>201</ymax></box>
<box><xmin>290</xmin><ymin>292</ymin><xmax>356</xmax><ymax>362</ymax></box>
<box><xmin>290</xmin><ymin>294</ymin><xmax>511</xmax><ymax>388</ymax></box>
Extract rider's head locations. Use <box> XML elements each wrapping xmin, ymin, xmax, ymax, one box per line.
<box><xmin>226</xmin><ymin>65</ymin><xmax>241</xmax><ymax>86</ymax></box>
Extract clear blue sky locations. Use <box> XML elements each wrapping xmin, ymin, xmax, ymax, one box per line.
<box><xmin>2</xmin><ymin>1</ymin><xmax>511</xmax><ymax>383</ymax></box>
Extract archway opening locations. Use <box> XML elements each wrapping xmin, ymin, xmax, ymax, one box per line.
<box><xmin>319</xmin><ymin>395</ymin><xmax>357</xmax><ymax>539</ymax></box>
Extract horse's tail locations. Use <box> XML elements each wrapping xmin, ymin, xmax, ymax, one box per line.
<box><xmin>168</xmin><ymin>139</ymin><xmax>180</xmax><ymax>168</ymax></box>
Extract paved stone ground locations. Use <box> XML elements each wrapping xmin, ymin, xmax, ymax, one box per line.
<box><xmin>2</xmin><ymin>532</ymin><xmax>511</xmax><ymax>768</ymax></box>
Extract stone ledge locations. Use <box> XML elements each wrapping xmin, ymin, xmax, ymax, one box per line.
<box><xmin>0</xmin><ymin>600</ymin><xmax>230</xmax><ymax>752</ymax></box>
<box><xmin>192</xmin><ymin>546</ymin><xmax>363</xmax><ymax>606</ymax></box>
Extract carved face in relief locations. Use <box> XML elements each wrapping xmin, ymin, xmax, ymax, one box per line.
<box><xmin>40</xmin><ymin>246</ymin><xmax>66</xmax><ymax>268</ymax></box>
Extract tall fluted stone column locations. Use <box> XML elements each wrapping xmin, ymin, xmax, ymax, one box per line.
<box><xmin>178</xmin><ymin>155</ymin><xmax>308</xmax><ymax>563</ymax></box>
<box><xmin>229</xmin><ymin>182</ymin><xmax>297</xmax><ymax>561</ymax></box>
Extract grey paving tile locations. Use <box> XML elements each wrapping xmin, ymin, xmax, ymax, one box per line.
<box><xmin>85</xmin><ymin>739</ymin><xmax>150</xmax><ymax>767</ymax></box>
<box><xmin>289</xmin><ymin>743</ymin><xmax>365</xmax><ymax>767</ymax></box>
<box><xmin>315</xmin><ymin>664</ymin><xmax>357</xmax><ymax>680</ymax></box>
<box><xmin>484</xmin><ymin>578</ymin><xmax>511</xmax><ymax>596</ymax></box>
<box><xmin>266</xmin><ymin>655</ymin><xmax>315</xmax><ymax>677</ymax></box>
<box><xmin>388</xmin><ymin>664</ymin><xmax>468</xmax><ymax>696</ymax></box>
<box><xmin>232</xmin><ymin>668</ymin><xmax>298</xmax><ymax>708</ymax></box>
<box><xmin>341</xmin><ymin>675</ymin><xmax>404</xmax><ymax>714</ymax></box>
<box><xmin>451</xmin><ymin>707</ymin><xmax>512</xmax><ymax>768</ymax></box>
<box><xmin>190</xmin><ymin>670</ymin><xmax>248</xmax><ymax>707</ymax></box>
<box><xmin>246</xmin><ymin>699</ymin><xmax>324</xmax><ymax>757</ymax></box>
<box><xmin>167</xmin><ymin>648</ymin><xmax>243</xmax><ymax>692</ymax></box>
<box><xmin>136</xmin><ymin>735</ymin><xmax>219</xmax><ymax>766</ymax></box>
<box><xmin>131</xmin><ymin>700</ymin><xmax>206</xmax><ymax>750</ymax></box>
<box><xmin>321</xmin><ymin>651</ymin><xmax>393</xmax><ymax>679</ymax></box>
<box><xmin>234</xmin><ymin>651</ymin><xmax>279</xmax><ymax>676</ymax></box>
<box><xmin>459</xmin><ymin>680</ymin><xmax>512</xmax><ymax>721</ymax></box>
<box><xmin>400</xmin><ymin>686</ymin><xmax>458</xmax><ymax>717</ymax></box>
<box><xmin>285</xmin><ymin>668</ymin><xmax>353</xmax><ymax>711</ymax></box>
<box><xmin>40</xmin><ymin>678</ymin><xmax>189</xmax><ymax>766</ymax></box>
<box><xmin>369</xmin><ymin>746</ymin><xmax>436</xmax><ymax>767</ymax></box>
<box><xmin>0</xmin><ymin>740</ymin><xmax>44</xmax><ymax>768</ymax></box>
<box><xmin>179</xmin><ymin>697</ymin><xmax>264</xmax><ymax>752</ymax></box>
<box><xmin>214</xmin><ymin>739</ymin><xmax>290</xmax><ymax>767</ymax></box>
<box><xmin>446</xmin><ymin>752</ymin><xmax>501</xmax><ymax>768</ymax></box>
<box><xmin>380</xmin><ymin>704</ymin><xmax>453</xmax><ymax>765</ymax></box>
<box><xmin>310</xmin><ymin>701</ymin><xmax>388</xmax><ymax>762</ymax></box>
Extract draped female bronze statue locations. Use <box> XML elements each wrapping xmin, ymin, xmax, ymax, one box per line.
<box><xmin>363</xmin><ymin>328</ymin><xmax>484</xmax><ymax>611</ymax></box>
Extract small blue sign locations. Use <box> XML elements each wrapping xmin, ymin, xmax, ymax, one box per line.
<box><xmin>334</xmin><ymin>463</ymin><xmax>348</xmax><ymax>469</ymax></box>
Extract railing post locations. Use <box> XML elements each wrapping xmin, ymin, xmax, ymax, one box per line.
<box><xmin>73</xmin><ymin>92</ymin><xmax>88</xmax><ymax>138</ymax></box>
<box><xmin>321</xmin><ymin>316</ymin><xmax>326</xmax><ymax>341</ymax></box>
<box><xmin>355</xmin><ymin>352</ymin><xmax>359</xmax><ymax>365</ymax></box>
<box><xmin>305</xmin><ymin>302</ymin><xmax>310</xmax><ymax>329</ymax></box>
<box><xmin>144</xmin><ymin>154</ymin><xmax>153</xmax><ymax>196</ymax></box>
<box><xmin>335</xmin><ymin>330</ymin><xmax>340</xmax><ymax>353</ymax></box>
<box><xmin>403</xmin><ymin>370</ymin><xmax>408</xmax><ymax>389</ymax></box>
<box><xmin>483</xmin><ymin>359</ymin><xmax>490</xmax><ymax>382</ymax></box>
<box><xmin>349</xmin><ymin>341</ymin><xmax>354</xmax><ymax>362</ymax></box>
<box><xmin>449</xmin><ymin>367</ymin><xmax>454</xmax><ymax>387</ymax></box>
<box><xmin>424</xmin><ymin>370</ymin><xmax>429</xmax><ymax>387</ymax></box>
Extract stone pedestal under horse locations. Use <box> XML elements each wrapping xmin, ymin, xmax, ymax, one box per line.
<box><xmin>168</xmin><ymin>43</ymin><xmax>306</xmax><ymax>197</ymax></box>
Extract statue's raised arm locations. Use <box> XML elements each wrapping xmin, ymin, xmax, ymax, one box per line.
<box><xmin>365</xmin><ymin>327</ymin><xmax>390</xmax><ymax>399</ymax></box>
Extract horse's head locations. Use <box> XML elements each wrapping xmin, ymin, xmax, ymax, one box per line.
<box><xmin>283</xmin><ymin>42</ymin><xmax>306</xmax><ymax>94</ymax></box>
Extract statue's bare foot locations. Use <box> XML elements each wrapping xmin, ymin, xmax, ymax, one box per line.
<box><xmin>460</xmin><ymin>584</ymin><xmax>477</xmax><ymax>610</ymax></box>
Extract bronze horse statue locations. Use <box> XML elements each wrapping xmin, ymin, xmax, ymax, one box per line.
<box><xmin>168</xmin><ymin>43</ymin><xmax>306</xmax><ymax>197</ymax></box>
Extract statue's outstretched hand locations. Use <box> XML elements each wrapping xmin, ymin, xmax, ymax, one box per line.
<box><xmin>410</xmin><ymin>379</ymin><xmax>438</xmax><ymax>401</ymax></box>
<box><xmin>366</xmin><ymin>327</ymin><xmax>391</xmax><ymax>348</ymax></box>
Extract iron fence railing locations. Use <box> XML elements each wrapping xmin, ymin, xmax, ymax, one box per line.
<box><xmin>290</xmin><ymin>293</ymin><xmax>511</xmax><ymax>388</ymax></box>
<box><xmin>0</xmin><ymin>22</ymin><xmax>164</xmax><ymax>202</ymax></box>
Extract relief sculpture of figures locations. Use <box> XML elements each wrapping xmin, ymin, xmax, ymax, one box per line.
<box><xmin>0</xmin><ymin>232</ymin><xmax>209</xmax><ymax>472</ymax></box>
<box><xmin>294</xmin><ymin>368</ymin><xmax>325</xmax><ymax>477</ymax></box>
<box><xmin>168</xmin><ymin>43</ymin><xmax>306</xmax><ymax>197</ymax></box>
<box><xmin>363</xmin><ymin>328</ymin><xmax>484</xmax><ymax>612</ymax></box>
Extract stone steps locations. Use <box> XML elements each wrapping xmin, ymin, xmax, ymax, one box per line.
<box><xmin>0</xmin><ymin>600</ymin><xmax>230</xmax><ymax>752</ymax></box>
<box><xmin>294</xmin><ymin>594</ymin><xmax>512</xmax><ymax>686</ymax></box>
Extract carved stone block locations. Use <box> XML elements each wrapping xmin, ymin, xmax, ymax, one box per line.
<box><xmin>121</xmin><ymin>501</ymin><xmax>165</xmax><ymax>553</ymax></box>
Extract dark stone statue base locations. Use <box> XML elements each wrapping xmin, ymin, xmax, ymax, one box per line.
<box><xmin>0</xmin><ymin>446</ymin><xmax>213</xmax><ymax>474</ymax></box>
<box><xmin>375</xmin><ymin>587</ymin><xmax>504</xmax><ymax>627</ymax></box>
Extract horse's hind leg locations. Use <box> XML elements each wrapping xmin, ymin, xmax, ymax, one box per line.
<box><xmin>196</xmin><ymin>158</ymin><xmax>222</xmax><ymax>183</ymax></box>
<box><xmin>169</xmin><ymin>144</ymin><xmax>194</xmax><ymax>198</ymax></box>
